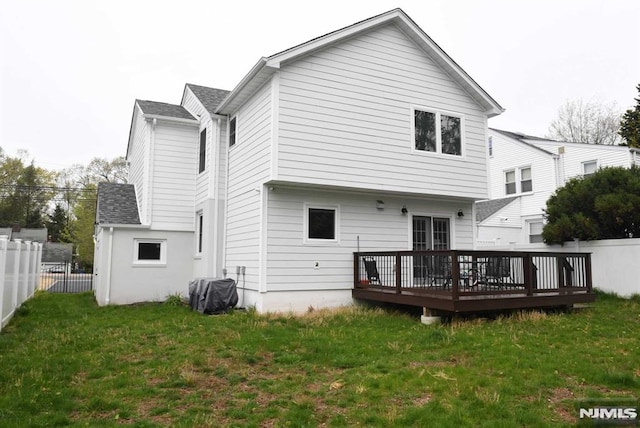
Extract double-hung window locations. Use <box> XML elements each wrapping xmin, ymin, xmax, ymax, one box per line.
<box><xmin>582</xmin><ymin>160</ymin><xmax>597</xmax><ymax>177</ymax></box>
<box><xmin>505</xmin><ymin>166</ymin><xmax>532</xmax><ymax>195</ymax></box>
<box><xmin>413</xmin><ymin>107</ymin><xmax>463</xmax><ymax>156</ymax></box>
<box><xmin>520</xmin><ymin>167</ymin><xmax>532</xmax><ymax>192</ymax></box>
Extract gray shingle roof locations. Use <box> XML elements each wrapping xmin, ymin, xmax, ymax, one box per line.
<box><xmin>490</xmin><ymin>128</ymin><xmax>556</xmax><ymax>156</ymax></box>
<box><xmin>136</xmin><ymin>100</ymin><xmax>196</xmax><ymax>120</ymax></box>
<box><xmin>186</xmin><ymin>84</ymin><xmax>230</xmax><ymax>114</ymax></box>
<box><xmin>475</xmin><ymin>197</ymin><xmax>519</xmax><ymax>223</ymax></box>
<box><xmin>97</xmin><ymin>183</ymin><xmax>141</xmax><ymax>225</ymax></box>
<box><xmin>42</xmin><ymin>242</ymin><xmax>73</xmax><ymax>262</ymax></box>
<box><xmin>12</xmin><ymin>228</ymin><xmax>48</xmax><ymax>243</ymax></box>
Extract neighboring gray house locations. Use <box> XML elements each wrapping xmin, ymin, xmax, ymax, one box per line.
<box><xmin>95</xmin><ymin>9</ymin><xmax>504</xmax><ymax>311</ymax></box>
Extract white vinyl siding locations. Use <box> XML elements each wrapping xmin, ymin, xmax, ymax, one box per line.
<box><xmin>265</xmin><ymin>188</ymin><xmax>473</xmax><ymax>291</ymax></box>
<box><xmin>225</xmin><ymin>82</ymin><xmax>272</xmax><ymax>292</ymax></box>
<box><xmin>150</xmin><ymin>122</ymin><xmax>198</xmax><ymax>231</ymax></box>
<box><xmin>128</xmin><ymin>108</ymin><xmax>148</xmax><ymax>221</ymax></box>
<box><xmin>276</xmin><ymin>23</ymin><xmax>489</xmax><ymax>199</ymax></box>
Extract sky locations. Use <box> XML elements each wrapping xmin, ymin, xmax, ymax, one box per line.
<box><xmin>1</xmin><ymin>0</ymin><xmax>638</xmax><ymax>171</ymax></box>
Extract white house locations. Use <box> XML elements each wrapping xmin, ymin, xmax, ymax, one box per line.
<box><xmin>94</xmin><ymin>8</ymin><xmax>504</xmax><ymax>312</ymax></box>
<box><xmin>477</xmin><ymin>128</ymin><xmax>640</xmax><ymax>245</ymax></box>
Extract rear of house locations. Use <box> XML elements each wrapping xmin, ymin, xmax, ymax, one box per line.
<box><xmin>94</xmin><ymin>9</ymin><xmax>503</xmax><ymax>312</ymax></box>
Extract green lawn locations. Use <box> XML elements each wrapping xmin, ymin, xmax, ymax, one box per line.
<box><xmin>0</xmin><ymin>291</ymin><xmax>638</xmax><ymax>427</ymax></box>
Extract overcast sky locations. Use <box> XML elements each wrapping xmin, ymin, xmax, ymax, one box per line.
<box><xmin>1</xmin><ymin>0</ymin><xmax>638</xmax><ymax>171</ymax></box>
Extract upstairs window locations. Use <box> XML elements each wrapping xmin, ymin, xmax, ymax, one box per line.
<box><xmin>505</xmin><ymin>166</ymin><xmax>532</xmax><ymax>195</ymax></box>
<box><xmin>583</xmin><ymin>160</ymin><xmax>597</xmax><ymax>177</ymax></box>
<box><xmin>199</xmin><ymin>129</ymin><xmax>206</xmax><ymax>173</ymax></box>
<box><xmin>505</xmin><ymin>170</ymin><xmax>516</xmax><ymax>195</ymax></box>
<box><xmin>413</xmin><ymin>107</ymin><xmax>463</xmax><ymax>156</ymax></box>
<box><xmin>229</xmin><ymin>117</ymin><xmax>237</xmax><ymax>147</ymax></box>
<box><xmin>520</xmin><ymin>167</ymin><xmax>532</xmax><ymax>192</ymax></box>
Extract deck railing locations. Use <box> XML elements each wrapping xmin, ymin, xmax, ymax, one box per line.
<box><xmin>354</xmin><ymin>250</ymin><xmax>592</xmax><ymax>299</ymax></box>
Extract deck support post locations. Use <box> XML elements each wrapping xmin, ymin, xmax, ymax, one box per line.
<box><xmin>421</xmin><ymin>307</ymin><xmax>441</xmax><ymax>325</ymax></box>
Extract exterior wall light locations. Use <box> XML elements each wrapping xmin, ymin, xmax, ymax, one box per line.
<box><xmin>457</xmin><ymin>209</ymin><xmax>464</xmax><ymax>217</ymax></box>
<box><xmin>401</xmin><ymin>205</ymin><xmax>408</xmax><ymax>214</ymax></box>
<box><xmin>376</xmin><ymin>200</ymin><xmax>385</xmax><ymax>210</ymax></box>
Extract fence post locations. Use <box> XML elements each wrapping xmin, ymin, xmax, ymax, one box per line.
<box><xmin>21</xmin><ymin>241</ymin><xmax>32</xmax><ymax>304</ymax></box>
<box><xmin>12</xmin><ymin>239</ymin><xmax>22</xmax><ymax>308</ymax></box>
<box><xmin>395</xmin><ymin>252</ymin><xmax>402</xmax><ymax>294</ymax></box>
<box><xmin>0</xmin><ymin>236</ymin><xmax>8</xmax><ymax>331</ymax></box>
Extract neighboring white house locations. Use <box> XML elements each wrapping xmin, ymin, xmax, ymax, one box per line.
<box><xmin>477</xmin><ymin>128</ymin><xmax>640</xmax><ymax>245</ymax></box>
<box><xmin>94</xmin><ymin>8</ymin><xmax>504</xmax><ymax>312</ymax></box>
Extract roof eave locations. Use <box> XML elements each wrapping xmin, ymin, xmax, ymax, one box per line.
<box><xmin>215</xmin><ymin>58</ymin><xmax>276</xmax><ymax>115</ymax></box>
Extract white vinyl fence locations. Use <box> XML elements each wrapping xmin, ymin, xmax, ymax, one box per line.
<box><xmin>478</xmin><ymin>238</ymin><xmax>640</xmax><ymax>298</ymax></box>
<box><xmin>0</xmin><ymin>236</ymin><xmax>43</xmax><ymax>332</ymax></box>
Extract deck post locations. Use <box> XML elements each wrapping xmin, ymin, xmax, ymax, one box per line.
<box><xmin>353</xmin><ymin>252</ymin><xmax>359</xmax><ymax>288</ymax></box>
<box><xmin>585</xmin><ymin>253</ymin><xmax>593</xmax><ymax>293</ymax></box>
<box><xmin>395</xmin><ymin>252</ymin><xmax>402</xmax><ymax>294</ymax></box>
<box><xmin>421</xmin><ymin>307</ymin><xmax>441</xmax><ymax>325</ymax></box>
<box><xmin>451</xmin><ymin>251</ymin><xmax>460</xmax><ymax>301</ymax></box>
<box><xmin>556</xmin><ymin>256</ymin><xmax>565</xmax><ymax>294</ymax></box>
<box><xmin>524</xmin><ymin>253</ymin><xmax>533</xmax><ymax>296</ymax></box>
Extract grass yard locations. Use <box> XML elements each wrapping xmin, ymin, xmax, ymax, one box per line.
<box><xmin>0</xmin><ymin>291</ymin><xmax>638</xmax><ymax>427</ymax></box>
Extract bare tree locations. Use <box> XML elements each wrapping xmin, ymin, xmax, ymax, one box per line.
<box><xmin>548</xmin><ymin>99</ymin><xmax>622</xmax><ymax>145</ymax></box>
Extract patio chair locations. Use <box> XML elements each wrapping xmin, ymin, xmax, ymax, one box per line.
<box><xmin>485</xmin><ymin>256</ymin><xmax>514</xmax><ymax>287</ymax></box>
<box><xmin>362</xmin><ymin>257</ymin><xmax>382</xmax><ymax>285</ymax></box>
<box><xmin>426</xmin><ymin>255</ymin><xmax>452</xmax><ymax>288</ymax></box>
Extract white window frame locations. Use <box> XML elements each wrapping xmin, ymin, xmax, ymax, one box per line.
<box><xmin>133</xmin><ymin>239</ymin><xmax>167</xmax><ymax>265</ymax></box>
<box><xmin>505</xmin><ymin>165</ymin><xmax>533</xmax><ymax>195</ymax></box>
<box><xmin>195</xmin><ymin>211</ymin><xmax>204</xmax><ymax>256</ymax></box>
<box><xmin>527</xmin><ymin>220</ymin><xmax>544</xmax><ymax>244</ymax></box>
<box><xmin>198</xmin><ymin>128</ymin><xmax>207</xmax><ymax>174</ymax></box>
<box><xmin>303</xmin><ymin>203</ymin><xmax>340</xmax><ymax>245</ymax></box>
<box><xmin>505</xmin><ymin>169</ymin><xmax>516</xmax><ymax>195</ymax></box>
<box><xmin>582</xmin><ymin>160</ymin><xmax>598</xmax><ymax>177</ymax></box>
<box><xmin>520</xmin><ymin>166</ymin><xmax>533</xmax><ymax>192</ymax></box>
<box><xmin>229</xmin><ymin>115</ymin><xmax>237</xmax><ymax>147</ymax></box>
<box><xmin>411</xmin><ymin>105</ymin><xmax>465</xmax><ymax>157</ymax></box>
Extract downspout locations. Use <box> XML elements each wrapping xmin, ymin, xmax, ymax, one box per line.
<box><xmin>105</xmin><ymin>227</ymin><xmax>114</xmax><ymax>305</ymax></box>
<box><xmin>212</xmin><ymin>116</ymin><xmax>222</xmax><ymax>276</ymax></box>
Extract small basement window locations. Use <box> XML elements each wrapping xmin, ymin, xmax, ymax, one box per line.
<box><xmin>134</xmin><ymin>239</ymin><xmax>166</xmax><ymax>265</ymax></box>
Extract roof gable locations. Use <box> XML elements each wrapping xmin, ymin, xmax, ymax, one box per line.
<box><xmin>97</xmin><ymin>183</ymin><xmax>141</xmax><ymax>225</ymax></box>
<box><xmin>136</xmin><ymin>100</ymin><xmax>196</xmax><ymax>120</ymax></box>
<box><xmin>183</xmin><ymin>84</ymin><xmax>230</xmax><ymax>114</ymax></box>
<box><xmin>217</xmin><ymin>8</ymin><xmax>503</xmax><ymax>117</ymax></box>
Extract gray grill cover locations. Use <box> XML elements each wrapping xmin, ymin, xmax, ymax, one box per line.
<box><xmin>189</xmin><ymin>278</ymin><xmax>238</xmax><ymax>314</ymax></box>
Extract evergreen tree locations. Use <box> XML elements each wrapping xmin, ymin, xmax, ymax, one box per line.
<box><xmin>543</xmin><ymin>166</ymin><xmax>640</xmax><ymax>243</ymax></box>
<box><xmin>619</xmin><ymin>84</ymin><xmax>640</xmax><ymax>148</ymax></box>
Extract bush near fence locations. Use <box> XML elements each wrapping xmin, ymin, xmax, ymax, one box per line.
<box><xmin>0</xmin><ymin>236</ymin><xmax>42</xmax><ymax>331</ymax></box>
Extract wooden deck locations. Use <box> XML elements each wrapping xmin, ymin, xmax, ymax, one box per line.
<box><xmin>352</xmin><ymin>250</ymin><xmax>595</xmax><ymax>314</ymax></box>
